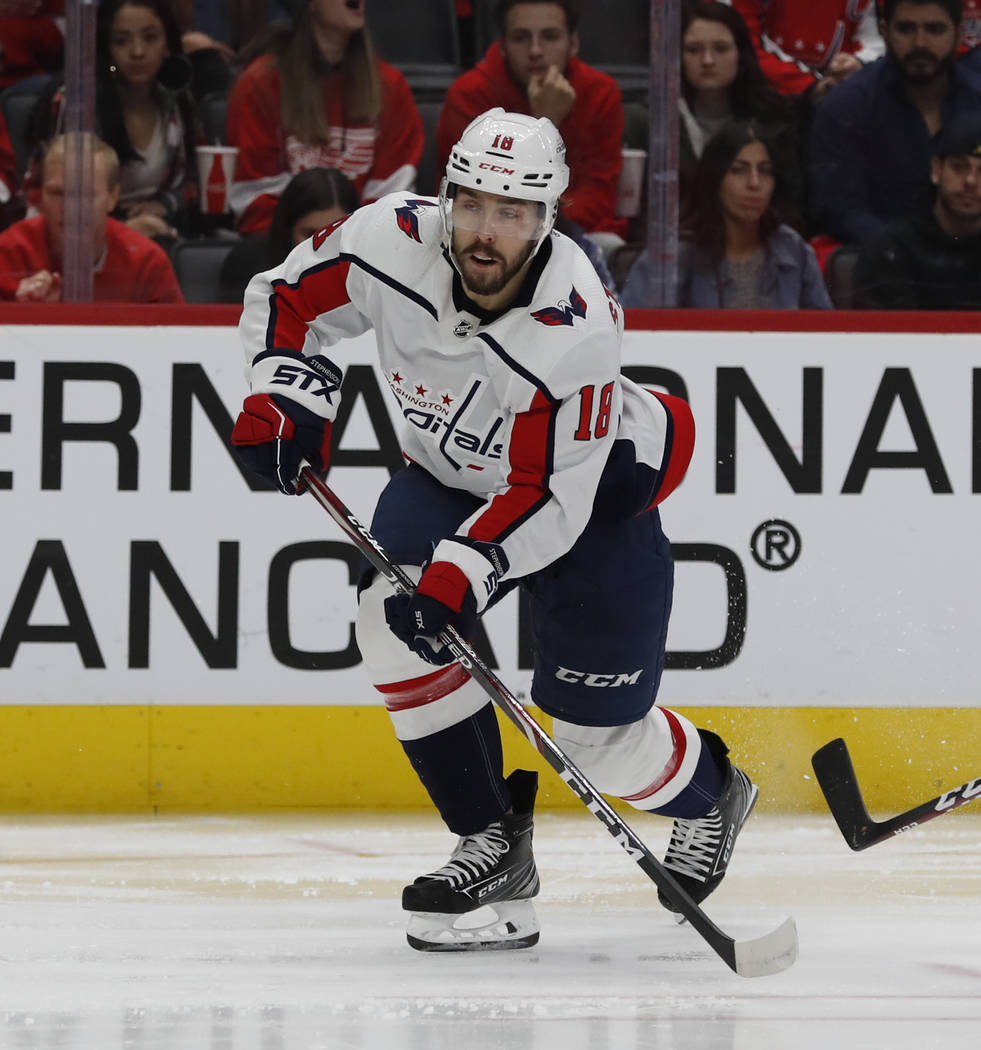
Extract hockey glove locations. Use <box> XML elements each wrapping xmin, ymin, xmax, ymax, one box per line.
<box><xmin>384</xmin><ymin>538</ymin><xmax>509</xmax><ymax>665</ymax></box>
<box><xmin>231</xmin><ymin>392</ymin><xmax>332</xmax><ymax>495</ymax></box>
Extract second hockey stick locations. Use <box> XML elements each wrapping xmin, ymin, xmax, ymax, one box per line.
<box><xmin>812</xmin><ymin>737</ymin><xmax>981</xmax><ymax>850</ymax></box>
<box><xmin>300</xmin><ymin>467</ymin><xmax>798</xmax><ymax>978</ymax></box>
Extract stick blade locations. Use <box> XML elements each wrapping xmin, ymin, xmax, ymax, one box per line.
<box><xmin>811</xmin><ymin>737</ymin><xmax>873</xmax><ymax>851</ymax></box>
<box><xmin>733</xmin><ymin>916</ymin><xmax>799</xmax><ymax>977</ymax></box>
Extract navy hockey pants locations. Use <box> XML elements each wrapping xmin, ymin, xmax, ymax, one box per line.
<box><xmin>364</xmin><ymin>461</ymin><xmax>674</xmax><ymax>727</ymax></box>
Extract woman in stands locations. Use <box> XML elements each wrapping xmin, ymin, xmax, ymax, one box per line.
<box><xmin>679</xmin><ymin>0</ymin><xmax>802</xmax><ymax>226</ymax></box>
<box><xmin>25</xmin><ymin>0</ymin><xmax>198</xmax><ymax>239</ymax></box>
<box><xmin>622</xmin><ymin>120</ymin><xmax>831</xmax><ymax>309</ymax></box>
<box><xmin>226</xmin><ymin>0</ymin><xmax>423</xmax><ymax>236</ymax></box>
<box><xmin>219</xmin><ymin>166</ymin><xmax>359</xmax><ymax>302</ymax></box>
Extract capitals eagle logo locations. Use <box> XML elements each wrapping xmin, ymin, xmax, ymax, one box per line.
<box><xmin>394</xmin><ymin>199</ymin><xmax>438</xmax><ymax>243</ymax></box>
<box><xmin>531</xmin><ymin>287</ymin><xmax>588</xmax><ymax>327</ymax></box>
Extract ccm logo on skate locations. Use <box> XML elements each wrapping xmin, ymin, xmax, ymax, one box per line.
<box><xmin>478</xmin><ymin>874</ymin><xmax>509</xmax><ymax>898</ymax></box>
<box><xmin>555</xmin><ymin>667</ymin><xmax>643</xmax><ymax>687</ymax></box>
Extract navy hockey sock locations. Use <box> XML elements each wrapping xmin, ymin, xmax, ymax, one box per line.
<box><xmin>399</xmin><ymin>702</ymin><xmax>509</xmax><ymax>834</ymax></box>
<box><xmin>647</xmin><ymin>729</ymin><xmax>729</xmax><ymax>819</ymax></box>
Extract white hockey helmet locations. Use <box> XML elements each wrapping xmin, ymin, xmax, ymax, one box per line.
<box><xmin>440</xmin><ymin>108</ymin><xmax>570</xmax><ymax>255</ymax></box>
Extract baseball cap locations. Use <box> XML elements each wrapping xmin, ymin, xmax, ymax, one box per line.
<box><xmin>934</xmin><ymin>112</ymin><xmax>981</xmax><ymax>158</ymax></box>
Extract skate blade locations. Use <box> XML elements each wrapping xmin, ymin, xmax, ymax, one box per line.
<box><xmin>406</xmin><ymin>900</ymin><xmax>540</xmax><ymax>952</ymax></box>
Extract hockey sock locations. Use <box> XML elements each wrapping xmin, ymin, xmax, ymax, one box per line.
<box><xmin>647</xmin><ymin>729</ymin><xmax>728</xmax><ymax>819</ymax></box>
<box><xmin>399</xmin><ymin>702</ymin><xmax>510</xmax><ymax>835</ymax></box>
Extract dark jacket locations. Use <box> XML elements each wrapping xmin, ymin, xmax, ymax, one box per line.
<box><xmin>809</xmin><ymin>55</ymin><xmax>981</xmax><ymax>244</ymax></box>
<box><xmin>853</xmin><ymin>209</ymin><xmax>981</xmax><ymax>310</ymax></box>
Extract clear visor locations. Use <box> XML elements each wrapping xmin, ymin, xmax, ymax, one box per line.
<box><xmin>449</xmin><ymin>186</ymin><xmax>546</xmax><ymax>241</ymax></box>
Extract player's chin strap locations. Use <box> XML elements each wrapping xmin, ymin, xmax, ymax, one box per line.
<box><xmin>296</xmin><ymin>464</ymin><xmax>798</xmax><ymax>978</ymax></box>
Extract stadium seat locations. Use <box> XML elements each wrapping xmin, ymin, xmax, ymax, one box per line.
<box><xmin>366</xmin><ymin>0</ymin><xmax>461</xmax><ymax>99</ymax></box>
<box><xmin>824</xmin><ymin>245</ymin><xmax>862</xmax><ymax>310</ymax></box>
<box><xmin>415</xmin><ymin>98</ymin><xmax>443</xmax><ymax>197</ymax></box>
<box><xmin>170</xmin><ymin>238</ymin><xmax>238</xmax><ymax>304</ymax></box>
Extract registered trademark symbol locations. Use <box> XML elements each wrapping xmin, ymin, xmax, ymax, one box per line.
<box><xmin>750</xmin><ymin>519</ymin><xmax>802</xmax><ymax>571</ymax></box>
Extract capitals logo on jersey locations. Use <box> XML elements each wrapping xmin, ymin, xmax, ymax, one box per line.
<box><xmin>532</xmin><ymin>287</ymin><xmax>587</xmax><ymax>327</ymax></box>
<box><xmin>394</xmin><ymin>199</ymin><xmax>438</xmax><ymax>243</ymax></box>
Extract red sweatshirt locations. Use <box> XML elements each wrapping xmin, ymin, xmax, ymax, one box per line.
<box><xmin>729</xmin><ymin>0</ymin><xmax>880</xmax><ymax>95</ymax></box>
<box><xmin>436</xmin><ymin>41</ymin><xmax>626</xmax><ymax>237</ymax></box>
<box><xmin>226</xmin><ymin>55</ymin><xmax>424</xmax><ymax>236</ymax></box>
<box><xmin>0</xmin><ymin>216</ymin><xmax>184</xmax><ymax>302</ymax></box>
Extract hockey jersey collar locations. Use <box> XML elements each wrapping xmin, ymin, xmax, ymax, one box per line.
<box><xmin>447</xmin><ymin>235</ymin><xmax>554</xmax><ymax>324</ymax></box>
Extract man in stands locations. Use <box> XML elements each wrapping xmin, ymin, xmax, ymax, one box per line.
<box><xmin>436</xmin><ymin>0</ymin><xmax>626</xmax><ymax>243</ymax></box>
<box><xmin>808</xmin><ymin>0</ymin><xmax>981</xmax><ymax>244</ymax></box>
<box><xmin>853</xmin><ymin>109</ymin><xmax>981</xmax><ymax>307</ymax></box>
<box><xmin>0</xmin><ymin>133</ymin><xmax>184</xmax><ymax>303</ymax></box>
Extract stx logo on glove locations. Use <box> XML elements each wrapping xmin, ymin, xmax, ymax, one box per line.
<box><xmin>270</xmin><ymin>358</ymin><xmax>340</xmax><ymax>405</ymax></box>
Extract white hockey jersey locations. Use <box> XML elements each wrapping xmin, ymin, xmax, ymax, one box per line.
<box><xmin>238</xmin><ymin>192</ymin><xmax>690</xmax><ymax>585</ymax></box>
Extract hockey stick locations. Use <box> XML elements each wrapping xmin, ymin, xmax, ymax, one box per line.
<box><xmin>300</xmin><ymin>467</ymin><xmax>798</xmax><ymax>977</ymax></box>
<box><xmin>812</xmin><ymin>737</ymin><xmax>981</xmax><ymax>851</ymax></box>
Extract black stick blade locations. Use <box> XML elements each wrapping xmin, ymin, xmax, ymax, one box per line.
<box><xmin>811</xmin><ymin>738</ymin><xmax>875</xmax><ymax>851</ymax></box>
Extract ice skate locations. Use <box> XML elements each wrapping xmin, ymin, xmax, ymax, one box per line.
<box><xmin>658</xmin><ymin>758</ymin><xmax>758</xmax><ymax>915</ymax></box>
<box><xmin>403</xmin><ymin>769</ymin><xmax>541</xmax><ymax>951</ymax></box>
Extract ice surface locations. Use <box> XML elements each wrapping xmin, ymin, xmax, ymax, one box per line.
<box><xmin>0</xmin><ymin>811</ymin><xmax>979</xmax><ymax>1049</ymax></box>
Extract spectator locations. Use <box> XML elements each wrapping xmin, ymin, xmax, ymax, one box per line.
<box><xmin>853</xmin><ymin>109</ymin><xmax>981</xmax><ymax>307</ymax></box>
<box><xmin>24</xmin><ymin>0</ymin><xmax>199</xmax><ymax>240</ymax></box>
<box><xmin>219</xmin><ymin>165</ymin><xmax>359</xmax><ymax>302</ymax></box>
<box><xmin>725</xmin><ymin>0</ymin><xmax>883</xmax><ymax>97</ymax></box>
<box><xmin>621</xmin><ymin>121</ymin><xmax>832</xmax><ymax>309</ymax></box>
<box><xmin>169</xmin><ymin>0</ymin><xmax>236</xmax><ymax>100</ymax></box>
<box><xmin>808</xmin><ymin>0</ymin><xmax>981</xmax><ymax>245</ymax></box>
<box><xmin>1</xmin><ymin>108</ymin><xmax>17</xmax><ymax>223</ymax></box>
<box><xmin>0</xmin><ymin>133</ymin><xmax>185</xmax><ymax>303</ymax></box>
<box><xmin>681</xmin><ymin>2</ymin><xmax>804</xmax><ymax>227</ymax></box>
<box><xmin>226</xmin><ymin>0</ymin><xmax>423</xmax><ymax>236</ymax></box>
<box><xmin>435</xmin><ymin>0</ymin><xmax>626</xmax><ymax>243</ymax></box>
<box><xmin>0</xmin><ymin>3</ymin><xmax>64</xmax><ymax>92</ymax></box>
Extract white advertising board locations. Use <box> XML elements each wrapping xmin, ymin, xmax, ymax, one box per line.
<box><xmin>1</xmin><ymin>323</ymin><xmax>979</xmax><ymax>707</ymax></box>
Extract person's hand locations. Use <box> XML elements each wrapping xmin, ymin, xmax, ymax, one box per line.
<box><xmin>825</xmin><ymin>52</ymin><xmax>862</xmax><ymax>84</ymax></box>
<box><xmin>181</xmin><ymin>31</ymin><xmax>236</xmax><ymax>61</ymax></box>
<box><xmin>124</xmin><ymin>199</ymin><xmax>168</xmax><ymax>219</ymax></box>
<box><xmin>231</xmin><ymin>350</ymin><xmax>341</xmax><ymax>493</ymax></box>
<box><xmin>527</xmin><ymin>65</ymin><xmax>576</xmax><ymax>127</ymax></box>
<box><xmin>15</xmin><ymin>269</ymin><xmax>62</xmax><ymax>302</ymax></box>
<box><xmin>125</xmin><ymin>212</ymin><xmax>175</xmax><ymax>239</ymax></box>
<box><xmin>231</xmin><ymin>392</ymin><xmax>333</xmax><ymax>495</ymax></box>
<box><xmin>812</xmin><ymin>53</ymin><xmax>863</xmax><ymax>100</ymax></box>
<box><xmin>383</xmin><ymin>539</ymin><xmax>507</xmax><ymax>665</ymax></box>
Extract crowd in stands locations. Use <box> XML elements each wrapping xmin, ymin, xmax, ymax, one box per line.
<box><xmin>0</xmin><ymin>0</ymin><xmax>980</xmax><ymax>310</ymax></box>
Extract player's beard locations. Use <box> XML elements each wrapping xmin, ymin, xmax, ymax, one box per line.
<box><xmin>457</xmin><ymin>239</ymin><xmax>536</xmax><ymax>297</ymax></box>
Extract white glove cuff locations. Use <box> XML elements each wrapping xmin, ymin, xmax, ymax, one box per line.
<box><xmin>430</xmin><ymin>538</ymin><xmax>504</xmax><ymax>614</ymax></box>
<box><xmin>250</xmin><ymin>353</ymin><xmax>341</xmax><ymax>421</ymax></box>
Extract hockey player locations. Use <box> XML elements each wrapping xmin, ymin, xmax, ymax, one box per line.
<box><xmin>230</xmin><ymin>109</ymin><xmax>758</xmax><ymax>951</ymax></box>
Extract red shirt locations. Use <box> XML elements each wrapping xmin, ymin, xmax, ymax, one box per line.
<box><xmin>227</xmin><ymin>55</ymin><xmax>424</xmax><ymax>235</ymax></box>
<box><xmin>436</xmin><ymin>41</ymin><xmax>626</xmax><ymax>237</ymax></box>
<box><xmin>0</xmin><ymin>215</ymin><xmax>185</xmax><ymax>303</ymax></box>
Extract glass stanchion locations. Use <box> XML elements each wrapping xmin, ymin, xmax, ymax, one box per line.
<box><xmin>648</xmin><ymin>0</ymin><xmax>680</xmax><ymax>308</ymax></box>
<box><xmin>61</xmin><ymin>0</ymin><xmax>97</xmax><ymax>303</ymax></box>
